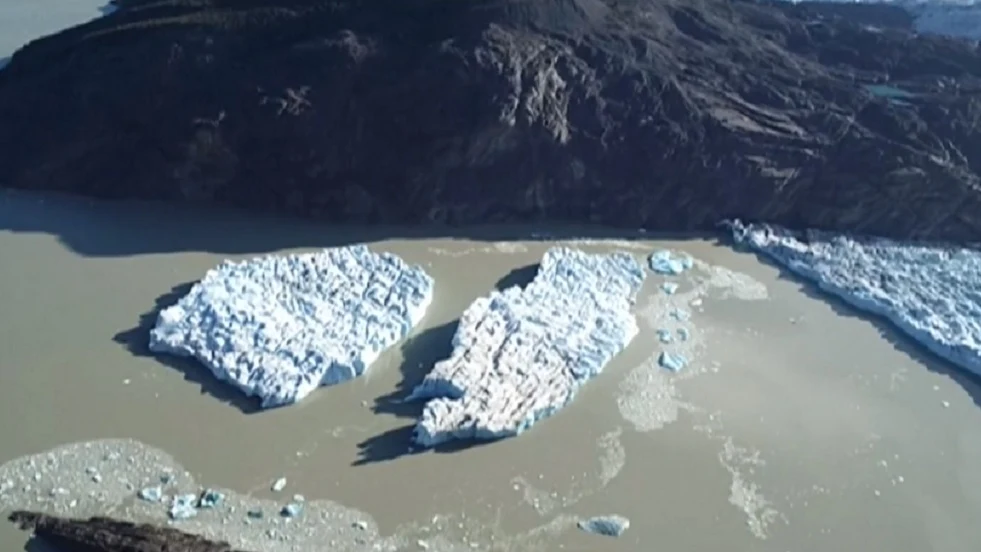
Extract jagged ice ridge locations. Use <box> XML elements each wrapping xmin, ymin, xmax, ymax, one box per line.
<box><xmin>728</xmin><ymin>221</ymin><xmax>981</xmax><ymax>378</ymax></box>
<box><xmin>149</xmin><ymin>245</ymin><xmax>434</xmax><ymax>407</ymax></box>
<box><xmin>408</xmin><ymin>247</ymin><xmax>646</xmax><ymax>448</ymax></box>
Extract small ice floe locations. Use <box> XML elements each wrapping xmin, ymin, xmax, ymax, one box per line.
<box><xmin>281</xmin><ymin>501</ymin><xmax>304</xmax><ymax>518</ymax></box>
<box><xmin>138</xmin><ymin>486</ymin><xmax>163</xmax><ymax>502</ymax></box>
<box><xmin>658</xmin><ymin>351</ymin><xmax>688</xmax><ymax>372</ymax></box>
<box><xmin>197</xmin><ymin>488</ymin><xmax>224</xmax><ymax>509</ymax></box>
<box><xmin>578</xmin><ymin>515</ymin><xmax>630</xmax><ymax>537</ymax></box>
<box><xmin>169</xmin><ymin>493</ymin><xmax>199</xmax><ymax>520</ymax></box>
<box><xmin>649</xmin><ymin>250</ymin><xmax>693</xmax><ymax>275</ymax></box>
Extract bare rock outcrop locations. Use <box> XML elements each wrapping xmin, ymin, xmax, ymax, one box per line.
<box><xmin>9</xmin><ymin>510</ymin><xmax>249</xmax><ymax>552</ymax></box>
<box><xmin>1</xmin><ymin>0</ymin><xmax>979</xmax><ymax>241</ymax></box>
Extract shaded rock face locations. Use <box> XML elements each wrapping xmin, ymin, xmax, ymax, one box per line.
<box><xmin>8</xmin><ymin>510</ymin><xmax>246</xmax><ymax>552</ymax></box>
<box><xmin>0</xmin><ymin>0</ymin><xmax>980</xmax><ymax>241</ymax></box>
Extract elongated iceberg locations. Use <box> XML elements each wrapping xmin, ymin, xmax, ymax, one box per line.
<box><xmin>149</xmin><ymin>245</ymin><xmax>434</xmax><ymax>407</ymax></box>
<box><xmin>408</xmin><ymin>247</ymin><xmax>645</xmax><ymax>447</ymax></box>
<box><xmin>728</xmin><ymin>221</ymin><xmax>981</xmax><ymax>378</ymax></box>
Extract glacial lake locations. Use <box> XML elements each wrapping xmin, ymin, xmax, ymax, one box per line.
<box><xmin>1</xmin><ymin>189</ymin><xmax>980</xmax><ymax>551</ymax></box>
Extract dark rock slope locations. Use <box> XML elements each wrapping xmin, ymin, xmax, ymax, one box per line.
<box><xmin>1</xmin><ymin>0</ymin><xmax>980</xmax><ymax>241</ymax></box>
<box><xmin>8</xmin><ymin>510</ymin><xmax>247</xmax><ymax>552</ymax></box>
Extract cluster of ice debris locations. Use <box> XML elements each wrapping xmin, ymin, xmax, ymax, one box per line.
<box><xmin>728</xmin><ymin>221</ymin><xmax>981</xmax><ymax>379</ymax></box>
<box><xmin>149</xmin><ymin>245</ymin><xmax>434</xmax><ymax>408</ymax></box>
<box><xmin>649</xmin><ymin>249</ymin><xmax>697</xmax><ymax>372</ymax></box>
<box><xmin>0</xmin><ymin>440</ymin><xmax>410</xmax><ymax>552</ymax></box>
<box><xmin>407</xmin><ymin>247</ymin><xmax>646</xmax><ymax>447</ymax></box>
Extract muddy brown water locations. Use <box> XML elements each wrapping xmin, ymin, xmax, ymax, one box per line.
<box><xmin>0</xmin><ymin>190</ymin><xmax>979</xmax><ymax>551</ymax></box>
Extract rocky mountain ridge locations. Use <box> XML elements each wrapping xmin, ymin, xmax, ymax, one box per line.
<box><xmin>0</xmin><ymin>0</ymin><xmax>979</xmax><ymax>242</ymax></box>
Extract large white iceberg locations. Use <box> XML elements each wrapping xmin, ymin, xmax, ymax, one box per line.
<box><xmin>728</xmin><ymin>221</ymin><xmax>981</xmax><ymax>377</ymax></box>
<box><xmin>408</xmin><ymin>247</ymin><xmax>646</xmax><ymax>447</ymax></box>
<box><xmin>149</xmin><ymin>245</ymin><xmax>434</xmax><ymax>407</ymax></box>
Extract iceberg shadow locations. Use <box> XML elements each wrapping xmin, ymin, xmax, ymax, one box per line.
<box><xmin>729</xmin><ymin>241</ymin><xmax>981</xmax><ymax>411</ymax></box>
<box><xmin>494</xmin><ymin>262</ymin><xmax>539</xmax><ymax>291</ymax></box>
<box><xmin>354</xmin><ymin>319</ymin><xmax>493</xmax><ymax>464</ymax></box>
<box><xmin>23</xmin><ymin>536</ymin><xmax>58</xmax><ymax>552</ymax></box>
<box><xmin>352</xmin><ymin>424</ymin><xmax>491</xmax><ymax>466</ymax></box>
<box><xmin>0</xmin><ymin>189</ymin><xmax>692</xmax><ymax>258</ymax></box>
<box><xmin>112</xmin><ymin>281</ymin><xmax>264</xmax><ymax>415</ymax></box>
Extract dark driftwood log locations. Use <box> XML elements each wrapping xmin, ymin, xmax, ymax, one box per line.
<box><xmin>0</xmin><ymin>0</ymin><xmax>979</xmax><ymax>242</ymax></box>
<box><xmin>8</xmin><ymin>510</ymin><xmax>250</xmax><ymax>552</ymax></box>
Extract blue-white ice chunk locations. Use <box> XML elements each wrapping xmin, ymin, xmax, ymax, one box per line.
<box><xmin>169</xmin><ymin>494</ymin><xmax>198</xmax><ymax>520</ymax></box>
<box><xmin>656</xmin><ymin>329</ymin><xmax>673</xmax><ymax>343</ymax></box>
<box><xmin>670</xmin><ymin>308</ymin><xmax>690</xmax><ymax>321</ymax></box>
<box><xmin>198</xmin><ymin>489</ymin><xmax>224</xmax><ymax>509</ymax></box>
<box><xmin>148</xmin><ymin>246</ymin><xmax>434</xmax><ymax>408</ymax></box>
<box><xmin>578</xmin><ymin>515</ymin><xmax>630</xmax><ymax>537</ymax></box>
<box><xmin>649</xmin><ymin>250</ymin><xmax>693</xmax><ymax>275</ymax></box>
<box><xmin>138</xmin><ymin>486</ymin><xmax>163</xmax><ymax>502</ymax></box>
<box><xmin>658</xmin><ymin>351</ymin><xmax>688</xmax><ymax>372</ymax></box>
<box><xmin>728</xmin><ymin>221</ymin><xmax>981</xmax><ymax>378</ymax></box>
<box><xmin>409</xmin><ymin>248</ymin><xmax>645</xmax><ymax>447</ymax></box>
<box><xmin>281</xmin><ymin>502</ymin><xmax>304</xmax><ymax>518</ymax></box>
<box><xmin>661</xmin><ymin>281</ymin><xmax>680</xmax><ymax>295</ymax></box>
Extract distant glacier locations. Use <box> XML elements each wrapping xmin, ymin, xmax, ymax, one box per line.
<box><xmin>787</xmin><ymin>0</ymin><xmax>981</xmax><ymax>40</ymax></box>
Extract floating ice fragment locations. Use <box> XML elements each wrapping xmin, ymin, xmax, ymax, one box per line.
<box><xmin>677</xmin><ymin>328</ymin><xmax>690</xmax><ymax>341</ymax></box>
<box><xmin>149</xmin><ymin>246</ymin><xmax>435</xmax><ymax>408</ymax></box>
<box><xmin>138</xmin><ymin>486</ymin><xmax>163</xmax><ymax>502</ymax></box>
<box><xmin>353</xmin><ymin>520</ymin><xmax>368</xmax><ymax>530</ymax></box>
<box><xmin>271</xmin><ymin>478</ymin><xmax>287</xmax><ymax>492</ymax></box>
<box><xmin>670</xmin><ymin>308</ymin><xmax>689</xmax><ymax>321</ymax></box>
<box><xmin>247</xmin><ymin>509</ymin><xmax>264</xmax><ymax>519</ymax></box>
<box><xmin>659</xmin><ymin>351</ymin><xmax>688</xmax><ymax>372</ymax></box>
<box><xmin>578</xmin><ymin>515</ymin><xmax>630</xmax><ymax>537</ymax></box>
<box><xmin>661</xmin><ymin>282</ymin><xmax>680</xmax><ymax>294</ymax></box>
<box><xmin>292</xmin><ymin>494</ymin><xmax>305</xmax><ymax>502</ymax></box>
<box><xmin>649</xmin><ymin>250</ymin><xmax>694</xmax><ymax>275</ymax></box>
<box><xmin>727</xmin><ymin>221</ymin><xmax>981</xmax><ymax>379</ymax></box>
<box><xmin>408</xmin><ymin>248</ymin><xmax>645</xmax><ymax>447</ymax></box>
<box><xmin>169</xmin><ymin>493</ymin><xmax>199</xmax><ymax>520</ymax></box>
<box><xmin>198</xmin><ymin>488</ymin><xmax>224</xmax><ymax>509</ymax></box>
<box><xmin>656</xmin><ymin>329</ymin><xmax>673</xmax><ymax>343</ymax></box>
<box><xmin>281</xmin><ymin>502</ymin><xmax>304</xmax><ymax>518</ymax></box>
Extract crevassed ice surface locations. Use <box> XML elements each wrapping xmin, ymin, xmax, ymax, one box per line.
<box><xmin>409</xmin><ymin>247</ymin><xmax>646</xmax><ymax>448</ymax></box>
<box><xmin>728</xmin><ymin>221</ymin><xmax>981</xmax><ymax>378</ymax></box>
<box><xmin>149</xmin><ymin>245</ymin><xmax>434</xmax><ymax>408</ymax></box>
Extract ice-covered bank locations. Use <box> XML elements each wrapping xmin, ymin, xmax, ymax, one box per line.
<box><xmin>149</xmin><ymin>246</ymin><xmax>434</xmax><ymax>407</ymax></box>
<box><xmin>728</xmin><ymin>221</ymin><xmax>981</xmax><ymax>378</ymax></box>
<box><xmin>408</xmin><ymin>247</ymin><xmax>645</xmax><ymax>447</ymax></box>
<box><xmin>783</xmin><ymin>0</ymin><xmax>981</xmax><ymax>41</ymax></box>
<box><xmin>0</xmin><ymin>1</ymin><xmax>116</xmax><ymax>66</ymax></box>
